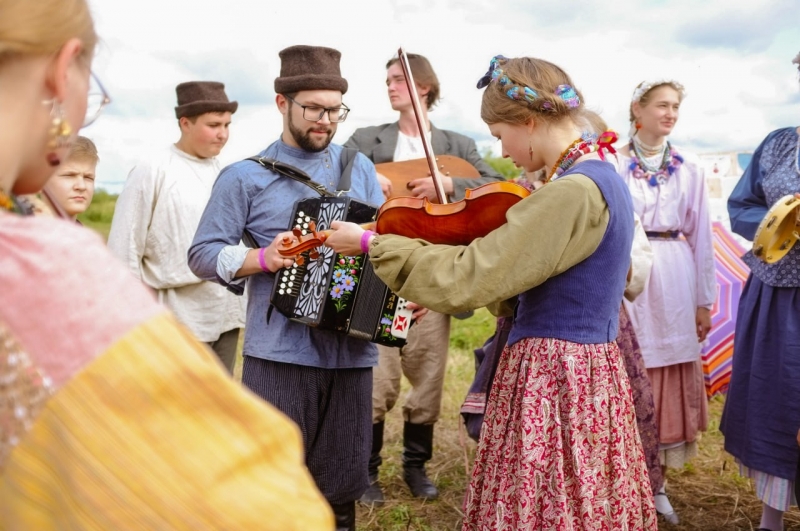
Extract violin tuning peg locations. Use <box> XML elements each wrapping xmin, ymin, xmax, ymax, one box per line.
<box><xmin>309</xmin><ymin>220</ymin><xmax>317</xmax><ymax>232</ymax></box>
<box><xmin>282</xmin><ymin>236</ymin><xmax>293</xmax><ymax>245</ymax></box>
<box><xmin>309</xmin><ymin>251</ymin><xmax>320</xmax><ymax>260</ymax></box>
<box><xmin>296</xmin><ymin>256</ymin><xmax>305</xmax><ymax>266</ymax></box>
<box><xmin>292</xmin><ymin>228</ymin><xmax>303</xmax><ymax>238</ymax></box>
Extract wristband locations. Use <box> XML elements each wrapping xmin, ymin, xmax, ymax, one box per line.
<box><xmin>360</xmin><ymin>230</ymin><xmax>375</xmax><ymax>254</ymax></box>
<box><xmin>258</xmin><ymin>247</ymin><xmax>271</xmax><ymax>273</ymax></box>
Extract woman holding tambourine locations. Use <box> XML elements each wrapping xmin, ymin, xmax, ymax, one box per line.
<box><xmin>720</xmin><ymin>52</ymin><xmax>800</xmax><ymax>531</ymax></box>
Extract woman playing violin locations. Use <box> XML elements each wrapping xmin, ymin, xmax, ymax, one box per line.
<box><xmin>325</xmin><ymin>55</ymin><xmax>656</xmax><ymax>530</ymax></box>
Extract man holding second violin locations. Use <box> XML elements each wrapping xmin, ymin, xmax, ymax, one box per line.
<box><xmin>344</xmin><ymin>52</ymin><xmax>504</xmax><ymax>504</ymax></box>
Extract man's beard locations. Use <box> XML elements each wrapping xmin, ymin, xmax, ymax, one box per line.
<box><xmin>288</xmin><ymin>113</ymin><xmax>335</xmax><ymax>152</ymax></box>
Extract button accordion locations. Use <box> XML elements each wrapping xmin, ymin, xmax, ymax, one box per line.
<box><xmin>270</xmin><ymin>196</ymin><xmax>411</xmax><ymax>347</ymax></box>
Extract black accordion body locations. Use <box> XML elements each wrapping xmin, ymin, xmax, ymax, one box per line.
<box><xmin>270</xmin><ymin>196</ymin><xmax>410</xmax><ymax>347</ymax></box>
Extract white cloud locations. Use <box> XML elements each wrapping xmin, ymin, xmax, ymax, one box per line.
<box><xmin>85</xmin><ymin>0</ymin><xmax>800</xmax><ymax>192</ymax></box>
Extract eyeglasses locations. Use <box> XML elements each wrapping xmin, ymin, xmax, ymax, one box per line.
<box><xmin>84</xmin><ymin>71</ymin><xmax>111</xmax><ymax>127</ymax></box>
<box><xmin>286</xmin><ymin>95</ymin><xmax>350</xmax><ymax>123</ymax></box>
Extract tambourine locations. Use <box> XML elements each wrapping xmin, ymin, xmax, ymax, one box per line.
<box><xmin>752</xmin><ymin>194</ymin><xmax>800</xmax><ymax>264</ymax></box>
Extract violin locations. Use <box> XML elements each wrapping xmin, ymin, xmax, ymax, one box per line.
<box><xmin>278</xmin><ymin>47</ymin><xmax>529</xmax><ymax>259</ymax></box>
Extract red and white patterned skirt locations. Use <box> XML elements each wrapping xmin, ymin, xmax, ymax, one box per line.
<box><xmin>463</xmin><ymin>337</ymin><xmax>657</xmax><ymax>530</ymax></box>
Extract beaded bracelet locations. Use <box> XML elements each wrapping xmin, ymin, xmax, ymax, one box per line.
<box><xmin>360</xmin><ymin>230</ymin><xmax>375</xmax><ymax>254</ymax></box>
<box><xmin>258</xmin><ymin>247</ymin><xmax>271</xmax><ymax>273</ymax></box>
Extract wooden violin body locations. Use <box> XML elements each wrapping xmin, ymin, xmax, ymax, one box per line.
<box><xmin>376</xmin><ymin>181</ymin><xmax>530</xmax><ymax>246</ymax></box>
<box><xmin>375</xmin><ymin>155</ymin><xmax>480</xmax><ymax>200</ymax></box>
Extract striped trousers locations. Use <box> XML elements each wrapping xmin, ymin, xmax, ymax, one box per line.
<box><xmin>242</xmin><ymin>356</ymin><xmax>372</xmax><ymax>504</ymax></box>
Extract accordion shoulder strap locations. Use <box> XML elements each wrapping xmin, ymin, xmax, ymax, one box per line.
<box><xmin>247</xmin><ymin>157</ymin><xmax>334</xmax><ymax>197</ymax></box>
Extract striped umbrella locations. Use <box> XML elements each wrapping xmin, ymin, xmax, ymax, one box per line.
<box><xmin>701</xmin><ymin>221</ymin><xmax>750</xmax><ymax>397</ymax></box>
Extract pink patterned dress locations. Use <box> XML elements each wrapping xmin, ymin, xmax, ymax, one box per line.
<box><xmin>464</xmin><ymin>337</ymin><xmax>657</xmax><ymax>530</ymax></box>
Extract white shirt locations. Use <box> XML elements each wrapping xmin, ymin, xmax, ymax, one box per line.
<box><xmin>393</xmin><ymin>130</ymin><xmax>432</xmax><ymax>162</ymax></box>
<box><xmin>107</xmin><ymin>145</ymin><xmax>245</xmax><ymax>342</ymax></box>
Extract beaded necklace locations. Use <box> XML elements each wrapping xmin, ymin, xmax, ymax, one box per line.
<box><xmin>628</xmin><ymin>140</ymin><xmax>683</xmax><ymax>187</ymax></box>
<box><xmin>546</xmin><ymin>131</ymin><xmax>619</xmax><ymax>183</ymax></box>
<box><xmin>547</xmin><ymin>138</ymin><xmax>594</xmax><ymax>183</ymax></box>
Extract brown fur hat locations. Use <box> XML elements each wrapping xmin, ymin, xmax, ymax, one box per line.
<box><xmin>174</xmin><ymin>81</ymin><xmax>238</xmax><ymax>119</ymax></box>
<box><xmin>274</xmin><ymin>45</ymin><xmax>348</xmax><ymax>95</ymax></box>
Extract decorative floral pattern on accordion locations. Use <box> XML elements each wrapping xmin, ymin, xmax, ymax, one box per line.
<box><xmin>330</xmin><ymin>254</ymin><xmax>362</xmax><ymax>312</ymax></box>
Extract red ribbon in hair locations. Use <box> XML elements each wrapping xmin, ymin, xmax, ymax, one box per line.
<box><xmin>596</xmin><ymin>130</ymin><xmax>618</xmax><ymax>161</ymax></box>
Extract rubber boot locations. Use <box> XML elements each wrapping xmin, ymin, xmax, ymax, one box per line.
<box><xmin>402</xmin><ymin>421</ymin><xmax>439</xmax><ymax>500</ymax></box>
<box><xmin>359</xmin><ymin>421</ymin><xmax>385</xmax><ymax>505</ymax></box>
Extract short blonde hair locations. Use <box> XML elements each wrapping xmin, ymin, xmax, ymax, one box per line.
<box><xmin>0</xmin><ymin>0</ymin><xmax>97</xmax><ymax>64</ymax></box>
<box><xmin>68</xmin><ymin>136</ymin><xmax>98</xmax><ymax>164</ymax></box>
<box><xmin>480</xmin><ymin>57</ymin><xmax>583</xmax><ymax>126</ymax></box>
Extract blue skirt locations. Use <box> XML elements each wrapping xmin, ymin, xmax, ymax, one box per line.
<box><xmin>720</xmin><ymin>274</ymin><xmax>800</xmax><ymax>480</ymax></box>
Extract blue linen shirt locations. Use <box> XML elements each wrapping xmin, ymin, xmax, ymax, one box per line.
<box><xmin>188</xmin><ymin>139</ymin><xmax>384</xmax><ymax>369</ymax></box>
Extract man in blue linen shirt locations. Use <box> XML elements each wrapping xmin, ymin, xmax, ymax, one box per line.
<box><xmin>188</xmin><ymin>45</ymin><xmax>383</xmax><ymax>531</ymax></box>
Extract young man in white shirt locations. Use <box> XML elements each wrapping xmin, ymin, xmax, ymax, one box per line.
<box><xmin>108</xmin><ymin>81</ymin><xmax>244</xmax><ymax>372</ymax></box>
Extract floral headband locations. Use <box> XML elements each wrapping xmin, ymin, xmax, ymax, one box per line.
<box><xmin>631</xmin><ymin>79</ymin><xmax>686</xmax><ymax>104</ymax></box>
<box><xmin>476</xmin><ymin>55</ymin><xmax>581</xmax><ymax>110</ymax></box>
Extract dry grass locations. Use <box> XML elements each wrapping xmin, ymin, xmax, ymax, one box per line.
<box><xmin>233</xmin><ymin>310</ymin><xmax>800</xmax><ymax>530</ymax></box>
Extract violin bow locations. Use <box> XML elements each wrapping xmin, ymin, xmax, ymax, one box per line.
<box><xmin>398</xmin><ymin>47</ymin><xmax>448</xmax><ymax>204</ymax></box>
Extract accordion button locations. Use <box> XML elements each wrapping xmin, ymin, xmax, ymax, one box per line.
<box><xmin>280</xmin><ymin>283</ymin><xmax>286</xmax><ymax>288</ymax></box>
<box><xmin>279</xmin><ymin>289</ymin><xmax>285</xmax><ymax>295</ymax></box>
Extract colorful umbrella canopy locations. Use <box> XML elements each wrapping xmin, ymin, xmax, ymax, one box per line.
<box><xmin>701</xmin><ymin>221</ymin><xmax>750</xmax><ymax>397</ymax></box>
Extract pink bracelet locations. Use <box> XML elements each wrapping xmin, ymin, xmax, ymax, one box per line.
<box><xmin>258</xmin><ymin>247</ymin><xmax>271</xmax><ymax>273</ymax></box>
<box><xmin>360</xmin><ymin>230</ymin><xmax>375</xmax><ymax>254</ymax></box>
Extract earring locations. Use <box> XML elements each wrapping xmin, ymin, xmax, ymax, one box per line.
<box><xmin>635</xmin><ymin>121</ymin><xmax>642</xmax><ymax>131</ymax></box>
<box><xmin>45</xmin><ymin>100</ymin><xmax>72</xmax><ymax>167</ymax></box>
<box><xmin>529</xmin><ymin>139</ymin><xmax>534</xmax><ymax>160</ymax></box>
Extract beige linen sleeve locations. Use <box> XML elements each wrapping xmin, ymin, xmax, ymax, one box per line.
<box><xmin>369</xmin><ymin>174</ymin><xmax>610</xmax><ymax>315</ymax></box>
<box><xmin>624</xmin><ymin>212</ymin><xmax>653</xmax><ymax>302</ymax></box>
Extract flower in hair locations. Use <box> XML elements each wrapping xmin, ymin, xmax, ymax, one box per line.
<box><xmin>477</xmin><ymin>55</ymin><xmax>508</xmax><ymax>88</ymax></box>
<box><xmin>555</xmin><ymin>85</ymin><xmax>580</xmax><ymax>109</ymax></box>
<box><xmin>631</xmin><ymin>79</ymin><xmax>686</xmax><ymax>103</ymax></box>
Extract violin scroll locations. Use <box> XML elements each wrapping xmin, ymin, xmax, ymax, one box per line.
<box><xmin>278</xmin><ymin>221</ymin><xmax>328</xmax><ymax>265</ymax></box>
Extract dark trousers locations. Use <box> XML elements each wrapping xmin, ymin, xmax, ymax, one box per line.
<box><xmin>241</xmin><ymin>356</ymin><xmax>372</xmax><ymax>504</ymax></box>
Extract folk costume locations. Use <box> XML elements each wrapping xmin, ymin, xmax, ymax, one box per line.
<box><xmin>0</xmin><ymin>205</ymin><xmax>333</xmax><ymax>530</ymax></box>
<box><xmin>366</xmin><ymin>158</ymin><xmax>657</xmax><ymax>529</ymax></box>
<box><xmin>107</xmin><ymin>81</ymin><xmax>244</xmax><ymax>373</ymax></box>
<box><xmin>617</xmin><ymin>135</ymin><xmax>716</xmax><ymax>468</ymax></box>
<box><xmin>187</xmin><ymin>46</ymin><xmax>384</xmax><ymax>527</ymax></box>
<box><xmin>720</xmin><ymin>126</ymin><xmax>800</xmax><ymax>511</ymax></box>
<box><xmin>344</xmin><ymin>122</ymin><xmax>504</xmax><ymax>499</ymax></box>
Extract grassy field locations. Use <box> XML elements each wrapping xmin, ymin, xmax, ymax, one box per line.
<box><xmin>86</xmin><ymin>193</ymin><xmax>799</xmax><ymax>530</ymax></box>
<box><xmin>341</xmin><ymin>310</ymin><xmax>800</xmax><ymax>531</ymax></box>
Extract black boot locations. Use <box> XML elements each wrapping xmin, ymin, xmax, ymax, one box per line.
<box><xmin>359</xmin><ymin>421</ymin><xmax>385</xmax><ymax>505</ymax></box>
<box><xmin>330</xmin><ymin>501</ymin><xmax>355</xmax><ymax>531</ymax></box>
<box><xmin>402</xmin><ymin>421</ymin><xmax>439</xmax><ymax>500</ymax></box>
